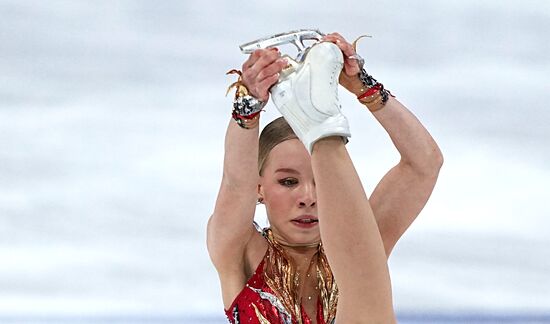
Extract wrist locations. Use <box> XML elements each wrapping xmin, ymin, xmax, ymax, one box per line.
<box><xmin>339</xmin><ymin>71</ymin><xmax>367</xmax><ymax>97</ymax></box>
<box><xmin>354</xmin><ymin>68</ymin><xmax>395</xmax><ymax>113</ymax></box>
<box><xmin>227</xmin><ymin>69</ymin><xmax>266</xmax><ymax>129</ymax></box>
<box><xmin>231</xmin><ymin>108</ymin><xmax>261</xmax><ymax>129</ymax></box>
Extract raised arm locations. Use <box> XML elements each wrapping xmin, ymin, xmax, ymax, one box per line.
<box><xmin>365</xmin><ymin>97</ymin><xmax>443</xmax><ymax>256</ymax></box>
<box><xmin>207</xmin><ymin>49</ymin><xmax>287</xmax><ymax>270</ymax></box>
<box><xmin>207</xmin><ymin>119</ymin><xmax>260</xmax><ymax>268</ymax></box>
<box><xmin>324</xmin><ymin>33</ymin><xmax>444</xmax><ymax>256</ymax></box>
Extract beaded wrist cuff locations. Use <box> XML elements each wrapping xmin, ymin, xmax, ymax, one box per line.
<box><xmin>357</xmin><ymin>68</ymin><xmax>393</xmax><ymax>109</ymax></box>
<box><xmin>226</xmin><ymin>69</ymin><xmax>265</xmax><ymax>129</ymax></box>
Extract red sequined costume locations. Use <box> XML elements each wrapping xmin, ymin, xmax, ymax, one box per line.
<box><xmin>224</xmin><ymin>227</ymin><xmax>337</xmax><ymax>324</ymax></box>
<box><xmin>224</xmin><ymin>259</ymin><xmax>325</xmax><ymax>324</ymax></box>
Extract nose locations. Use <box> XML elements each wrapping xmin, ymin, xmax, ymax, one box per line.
<box><xmin>298</xmin><ymin>182</ymin><xmax>316</xmax><ymax>208</ymax></box>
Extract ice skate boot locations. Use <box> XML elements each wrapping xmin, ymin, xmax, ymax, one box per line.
<box><xmin>240</xmin><ymin>30</ymin><xmax>351</xmax><ymax>153</ymax></box>
<box><xmin>271</xmin><ymin>41</ymin><xmax>349</xmax><ymax>153</ymax></box>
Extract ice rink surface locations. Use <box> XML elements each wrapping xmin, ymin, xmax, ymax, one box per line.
<box><xmin>1</xmin><ymin>0</ymin><xmax>549</xmax><ymax>321</ymax></box>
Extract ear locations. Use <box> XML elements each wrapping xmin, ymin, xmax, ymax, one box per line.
<box><xmin>257</xmin><ymin>183</ymin><xmax>264</xmax><ymax>203</ymax></box>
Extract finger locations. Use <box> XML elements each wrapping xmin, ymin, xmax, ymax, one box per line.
<box><xmin>258</xmin><ymin>74</ymin><xmax>280</xmax><ymax>96</ymax></box>
<box><xmin>242</xmin><ymin>50</ymin><xmax>262</xmax><ymax>71</ymax></box>
<box><xmin>253</xmin><ymin>58</ymin><xmax>286</xmax><ymax>100</ymax></box>
<box><xmin>242</xmin><ymin>49</ymin><xmax>280</xmax><ymax>80</ymax></box>
<box><xmin>331</xmin><ymin>32</ymin><xmax>344</xmax><ymax>40</ymax></box>
<box><xmin>334</xmin><ymin>36</ymin><xmax>355</xmax><ymax>55</ymax></box>
<box><xmin>324</xmin><ymin>32</ymin><xmax>346</xmax><ymax>44</ymax></box>
<box><xmin>252</xmin><ymin>73</ymin><xmax>280</xmax><ymax>102</ymax></box>
<box><xmin>321</xmin><ymin>34</ymin><xmax>338</xmax><ymax>43</ymax></box>
<box><xmin>241</xmin><ymin>49</ymin><xmax>280</xmax><ymax>93</ymax></box>
<box><xmin>341</xmin><ymin>42</ymin><xmax>356</xmax><ymax>56</ymax></box>
<box><xmin>254</xmin><ymin>49</ymin><xmax>281</xmax><ymax>71</ymax></box>
<box><xmin>343</xmin><ymin>60</ymin><xmax>360</xmax><ymax>76</ymax></box>
<box><xmin>321</xmin><ymin>33</ymin><xmax>363</xmax><ymax>75</ymax></box>
<box><xmin>323</xmin><ymin>34</ymin><xmax>354</xmax><ymax>54</ymax></box>
<box><xmin>257</xmin><ymin>58</ymin><xmax>287</xmax><ymax>83</ymax></box>
<box><xmin>323</xmin><ymin>32</ymin><xmax>342</xmax><ymax>40</ymax></box>
<box><xmin>242</xmin><ymin>48</ymin><xmax>279</xmax><ymax>71</ymax></box>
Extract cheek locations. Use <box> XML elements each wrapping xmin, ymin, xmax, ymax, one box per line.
<box><xmin>264</xmin><ymin>185</ymin><xmax>296</xmax><ymax>211</ymax></box>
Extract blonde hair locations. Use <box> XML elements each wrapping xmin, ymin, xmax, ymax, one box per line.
<box><xmin>258</xmin><ymin>117</ymin><xmax>297</xmax><ymax>175</ymax></box>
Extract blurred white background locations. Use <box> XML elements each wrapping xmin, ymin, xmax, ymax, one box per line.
<box><xmin>1</xmin><ymin>0</ymin><xmax>549</xmax><ymax>322</ymax></box>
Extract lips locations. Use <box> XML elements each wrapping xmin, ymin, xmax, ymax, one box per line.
<box><xmin>291</xmin><ymin>215</ymin><xmax>319</xmax><ymax>227</ymax></box>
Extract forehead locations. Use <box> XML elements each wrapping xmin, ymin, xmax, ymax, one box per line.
<box><xmin>263</xmin><ymin>139</ymin><xmax>311</xmax><ymax>172</ymax></box>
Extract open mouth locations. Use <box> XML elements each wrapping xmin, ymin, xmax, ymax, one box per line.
<box><xmin>291</xmin><ymin>216</ymin><xmax>319</xmax><ymax>227</ymax></box>
<box><xmin>292</xmin><ymin>219</ymin><xmax>318</xmax><ymax>224</ymax></box>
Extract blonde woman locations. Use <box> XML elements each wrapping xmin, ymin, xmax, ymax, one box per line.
<box><xmin>208</xmin><ymin>32</ymin><xmax>443</xmax><ymax>323</ymax></box>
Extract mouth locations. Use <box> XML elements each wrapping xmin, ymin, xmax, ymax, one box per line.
<box><xmin>291</xmin><ymin>216</ymin><xmax>319</xmax><ymax>228</ymax></box>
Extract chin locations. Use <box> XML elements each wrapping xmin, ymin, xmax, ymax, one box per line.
<box><xmin>290</xmin><ymin>231</ymin><xmax>320</xmax><ymax>244</ymax></box>
<box><xmin>272</xmin><ymin>226</ymin><xmax>320</xmax><ymax>244</ymax></box>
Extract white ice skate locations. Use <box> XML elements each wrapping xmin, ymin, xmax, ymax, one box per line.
<box><xmin>240</xmin><ymin>30</ymin><xmax>351</xmax><ymax>153</ymax></box>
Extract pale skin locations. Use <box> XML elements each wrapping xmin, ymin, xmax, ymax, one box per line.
<box><xmin>207</xmin><ymin>33</ymin><xmax>443</xmax><ymax>323</ymax></box>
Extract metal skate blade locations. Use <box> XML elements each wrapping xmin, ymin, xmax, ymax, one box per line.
<box><xmin>239</xmin><ymin>29</ymin><xmax>325</xmax><ymax>56</ymax></box>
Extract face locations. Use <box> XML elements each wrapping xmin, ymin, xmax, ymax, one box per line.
<box><xmin>258</xmin><ymin>139</ymin><xmax>319</xmax><ymax>245</ymax></box>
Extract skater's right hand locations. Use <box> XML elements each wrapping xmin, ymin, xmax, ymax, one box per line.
<box><xmin>241</xmin><ymin>48</ymin><xmax>287</xmax><ymax>102</ymax></box>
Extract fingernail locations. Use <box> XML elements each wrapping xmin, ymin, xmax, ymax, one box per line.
<box><xmin>270</xmin><ymin>47</ymin><xmax>279</xmax><ymax>51</ymax></box>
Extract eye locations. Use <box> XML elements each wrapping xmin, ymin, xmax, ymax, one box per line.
<box><xmin>278</xmin><ymin>177</ymin><xmax>298</xmax><ymax>187</ymax></box>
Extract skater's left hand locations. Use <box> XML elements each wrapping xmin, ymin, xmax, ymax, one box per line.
<box><xmin>322</xmin><ymin>33</ymin><xmax>361</xmax><ymax>77</ymax></box>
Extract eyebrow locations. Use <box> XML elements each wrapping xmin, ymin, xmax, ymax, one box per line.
<box><xmin>274</xmin><ymin>168</ymin><xmax>300</xmax><ymax>174</ymax></box>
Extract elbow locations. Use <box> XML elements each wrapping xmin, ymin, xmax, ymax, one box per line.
<box><xmin>403</xmin><ymin>145</ymin><xmax>444</xmax><ymax>177</ymax></box>
<box><xmin>431</xmin><ymin>145</ymin><xmax>444</xmax><ymax>171</ymax></box>
<box><xmin>423</xmin><ymin>145</ymin><xmax>444</xmax><ymax>176</ymax></box>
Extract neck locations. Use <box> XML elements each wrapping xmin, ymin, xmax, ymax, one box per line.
<box><xmin>277</xmin><ymin>240</ymin><xmax>320</xmax><ymax>248</ymax></box>
<box><xmin>269</xmin><ymin>230</ymin><xmax>321</xmax><ymax>251</ymax></box>
<box><xmin>272</xmin><ymin>236</ymin><xmax>321</xmax><ymax>261</ymax></box>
